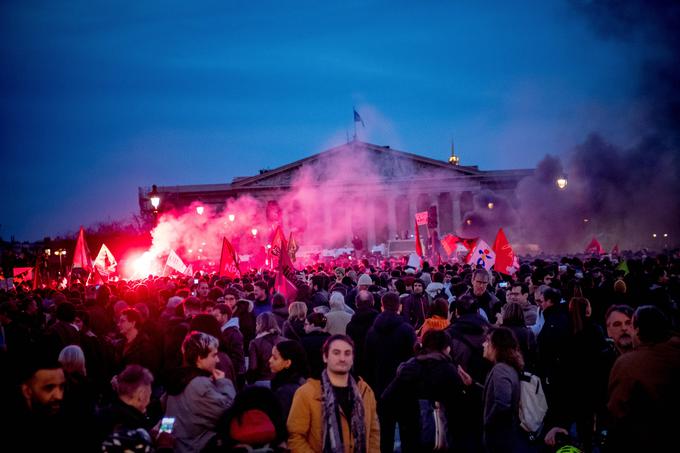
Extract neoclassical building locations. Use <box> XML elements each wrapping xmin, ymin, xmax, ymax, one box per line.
<box><xmin>138</xmin><ymin>140</ymin><xmax>532</xmax><ymax>250</ymax></box>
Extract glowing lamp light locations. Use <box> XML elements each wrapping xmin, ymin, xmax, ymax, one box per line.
<box><xmin>466</xmin><ymin>219</ymin><xmax>472</xmax><ymax>226</ymax></box>
<box><xmin>196</xmin><ymin>205</ymin><xmax>204</xmax><ymax>215</ymax></box>
<box><xmin>149</xmin><ymin>184</ymin><xmax>160</xmax><ymax>209</ymax></box>
<box><xmin>583</xmin><ymin>218</ymin><xmax>589</xmax><ymax>223</ymax></box>
<box><xmin>228</xmin><ymin>214</ymin><xmax>235</xmax><ymax>222</ymax></box>
<box><xmin>266</xmin><ymin>244</ymin><xmax>272</xmax><ymax>250</ymax></box>
<box><xmin>652</xmin><ymin>233</ymin><xmax>657</xmax><ymax>238</ymax></box>
<box><xmin>487</xmin><ymin>202</ymin><xmax>494</xmax><ymax>210</ymax></box>
<box><xmin>556</xmin><ymin>177</ymin><xmax>568</xmax><ymax>190</ymax></box>
<box><xmin>664</xmin><ymin>233</ymin><xmax>668</xmax><ymax>238</ymax></box>
<box><xmin>251</xmin><ymin>228</ymin><xmax>258</xmax><ymax>237</ymax></box>
<box><xmin>188</xmin><ymin>249</ymin><xmax>193</xmax><ymax>253</ymax></box>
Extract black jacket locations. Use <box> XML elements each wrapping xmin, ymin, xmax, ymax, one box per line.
<box><xmin>365</xmin><ymin>311</ymin><xmax>417</xmax><ymax>399</ymax></box>
<box><xmin>346</xmin><ymin>308</ymin><xmax>379</xmax><ymax>380</ymax></box>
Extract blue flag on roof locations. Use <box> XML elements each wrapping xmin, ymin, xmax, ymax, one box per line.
<box><xmin>353</xmin><ymin>109</ymin><xmax>365</xmax><ymax>127</ymax></box>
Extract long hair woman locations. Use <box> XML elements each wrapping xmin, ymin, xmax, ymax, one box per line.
<box><xmin>269</xmin><ymin>340</ymin><xmax>310</xmax><ymax>419</ymax></box>
<box><xmin>482</xmin><ymin>327</ymin><xmax>528</xmax><ymax>453</ymax></box>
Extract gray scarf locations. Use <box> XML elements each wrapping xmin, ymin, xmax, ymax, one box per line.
<box><xmin>320</xmin><ymin>369</ymin><xmax>367</xmax><ymax>453</ymax></box>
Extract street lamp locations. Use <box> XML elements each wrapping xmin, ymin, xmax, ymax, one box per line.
<box><xmin>228</xmin><ymin>214</ymin><xmax>235</xmax><ymax>222</ymax></box>
<box><xmin>196</xmin><ymin>205</ymin><xmax>204</xmax><ymax>215</ymax></box>
<box><xmin>487</xmin><ymin>202</ymin><xmax>494</xmax><ymax>210</ymax></box>
<box><xmin>55</xmin><ymin>249</ymin><xmax>67</xmax><ymax>275</ymax></box>
<box><xmin>556</xmin><ymin>176</ymin><xmax>568</xmax><ymax>190</ymax></box>
<box><xmin>251</xmin><ymin>228</ymin><xmax>258</xmax><ymax>237</ymax></box>
<box><xmin>149</xmin><ymin>185</ymin><xmax>160</xmax><ymax>211</ymax></box>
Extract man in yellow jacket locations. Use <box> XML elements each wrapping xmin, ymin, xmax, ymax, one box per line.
<box><xmin>287</xmin><ymin>334</ymin><xmax>380</xmax><ymax>452</ymax></box>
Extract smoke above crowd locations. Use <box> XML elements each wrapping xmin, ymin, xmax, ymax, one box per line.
<box><xmin>126</xmin><ymin>1</ymin><xmax>680</xmax><ymax>271</ymax></box>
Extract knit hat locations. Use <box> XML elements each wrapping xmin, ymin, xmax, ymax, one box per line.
<box><xmin>357</xmin><ymin>274</ymin><xmax>373</xmax><ymax>287</ymax></box>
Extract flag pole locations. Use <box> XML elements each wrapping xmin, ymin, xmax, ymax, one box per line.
<box><xmin>353</xmin><ymin>107</ymin><xmax>357</xmax><ymax>141</ymax></box>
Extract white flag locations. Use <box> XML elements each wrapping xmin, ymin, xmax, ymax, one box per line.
<box><xmin>166</xmin><ymin>250</ymin><xmax>187</xmax><ymax>274</ymax></box>
<box><xmin>93</xmin><ymin>244</ymin><xmax>117</xmax><ymax>275</ymax></box>
<box><xmin>184</xmin><ymin>264</ymin><xmax>194</xmax><ymax>277</ymax></box>
<box><xmin>465</xmin><ymin>239</ymin><xmax>496</xmax><ymax>270</ymax></box>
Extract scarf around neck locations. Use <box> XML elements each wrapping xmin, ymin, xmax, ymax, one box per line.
<box><xmin>320</xmin><ymin>369</ymin><xmax>367</xmax><ymax>453</ymax></box>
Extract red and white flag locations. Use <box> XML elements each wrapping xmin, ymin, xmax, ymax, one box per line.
<box><xmin>218</xmin><ymin>237</ymin><xmax>241</xmax><ymax>279</ymax></box>
<box><xmin>166</xmin><ymin>250</ymin><xmax>187</xmax><ymax>274</ymax></box>
<box><xmin>93</xmin><ymin>243</ymin><xmax>117</xmax><ymax>276</ymax></box>
<box><xmin>492</xmin><ymin>228</ymin><xmax>518</xmax><ymax>275</ymax></box>
<box><xmin>72</xmin><ymin>226</ymin><xmax>93</xmax><ymax>272</ymax></box>
<box><xmin>466</xmin><ymin>239</ymin><xmax>496</xmax><ymax>270</ymax></box>
<box><xmin>585</xmin><ymin>237</ymin><xmax>605</xmax><ymax>255</ymax></box>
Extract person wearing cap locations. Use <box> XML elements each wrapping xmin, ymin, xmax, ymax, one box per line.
<box><xmin>346</xmin><ymin>273</ymin><xmax>373</xmax><ymax>311</ymax></box>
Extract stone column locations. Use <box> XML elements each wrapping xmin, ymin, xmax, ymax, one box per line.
<box><xmin>367</xmin><ymin>200</ymin><xmax>376</xmax><ymax>250</ymax></box>
<box><xmin>387</xmin><ymin>195</ymin><xmax>397</xmax><ymax>241</ymax></box>
<box><xmin>451</xmin><ymin>192</ymin><xmax>461</xmax><ymax>234</ymax></box>
<box><xmin>409</xmin><ymin>196</ymin><xmax>418</xmax><ymax>236</ymax></box>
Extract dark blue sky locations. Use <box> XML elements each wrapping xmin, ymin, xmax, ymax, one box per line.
<box><xmin>1</xmin><ymin>1</ymin><xmax>648</xmax><ymax>241</ymax></box>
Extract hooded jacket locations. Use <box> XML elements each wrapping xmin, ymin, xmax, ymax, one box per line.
<box><xmin>163</xmin><ymin>367</ymin><xmax>236</xmax><ymax>453</ymax></box>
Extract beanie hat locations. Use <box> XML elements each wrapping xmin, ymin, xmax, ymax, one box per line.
<box><xmin>357</xmin><ymin>274</ymin><xmax>373</xmax><ymax>286</ymax></box>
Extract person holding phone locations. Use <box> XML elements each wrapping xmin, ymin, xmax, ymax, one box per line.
<box><xmin>163</xmin><ymin>331</ymin><xmax>236</xmax><ymax>453</ymax></box>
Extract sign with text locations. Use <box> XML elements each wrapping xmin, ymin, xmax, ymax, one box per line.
<box><xmin>415</xmin><ymin>211</ymin><xmax>429</xmax><ymax>226</ymax></box>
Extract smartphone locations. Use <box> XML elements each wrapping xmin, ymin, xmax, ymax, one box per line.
<box><xmin>498</xmin><ymin>282</ymin><xmax>508</xmax><ymax>288</ymax></box>
<box><xmin>194</xmin><ymin>278</ymin><xmax>199</xmax><ymax>284</ymax></box>
<box><xmin>160</xmin><ymin>417</ymin><xmax>175</xmax><ymax>434</ymax></box>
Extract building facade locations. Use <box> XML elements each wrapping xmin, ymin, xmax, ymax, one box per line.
<box><xmin>138</xmin><ymin>140</ymin><xmax>532</xmax><ymax>250</ymax></box>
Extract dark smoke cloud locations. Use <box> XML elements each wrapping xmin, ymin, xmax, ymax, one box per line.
<box><xmin>510</xmin><ymin>1</ymin><xmax>680</xmax><ymax>252</ymax></box>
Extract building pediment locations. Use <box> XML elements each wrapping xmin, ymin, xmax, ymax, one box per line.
<box><xmin>231</xmin><ymin>140</ymin><xmax>480</xmax><ymax>188</ymax></box>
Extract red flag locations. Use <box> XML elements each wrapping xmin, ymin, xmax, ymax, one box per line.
<box><xmin>585</xmin><ymin>237</ymin><xmax>605</xmax><ymax>255</ymax></box>
<box><xmin>72</xmin><ymin>226</ymin><xmax>93</xmax><ymax>272</ymax></box>
<box><xmin>274</xmin><ymin>233</ymin><xmax>297</xmax><ymax>302</ymax></box>
<box><xmin>492</xmin><ymin>228</ymin><xmax>516</xmax><ymax>276</ymax></box>
<box><xmin>269</xmin><ymin>226</ymin><xmax>287</xmax><ymax>269</ymax></box>
<box><xmin>33</xmin><ymin>256</ymin><xmax>41</xmax><ymax>290</ymax></box>
<box><xmin>611</xmin><ymin>244</ymin><xmax>620</xmax><ymax>255</ymax></box>
<box><xmin>218</xmin><ymin>238</ymin><xmax>241</xmax><ymax>279</ymax></box>
<box><xmin>89</xmin><ymin>267</ymin><xmax>105</xmax><ymax>285</ymax></box>
<box><xmin>414</xmin><ymin>220</ymin><xmax>424</xmax><ymax>257</ymax></box>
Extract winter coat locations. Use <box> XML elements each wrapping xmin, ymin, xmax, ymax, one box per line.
<box><xmin>401</xmin><ymin>292</ymin><xmax>429</xmax><ymax>329</ymax></box>
<box><xmin>220</xmin><ymin>323</ymin><xmax>245</xmax><ymax>376</ymax></box>
<box><xmin>325</xmin><ymin>301</ymin><xmax>353</xmax><ymax>336</ymax></box>
<box><xmin>247</xmin><ymin>331</ymin><xmax>286</xmax><ymax>383</ymax></box>
<box><xmin>607</xmin><ymin>336</ymin><xmax>680</xmax><ymax>453</ymax></box>
<box><xmin>381</xmin><ymin>351</ymin><xmax>466</xmax><ymax>452</ymax></box>
<box><xmin>287</xmin><ymin>378</ymin><xmax>380</xmax><ymax>453</ymax></box>
<box><xmin>163</xmin><ymin>367</ymin><xmax>236</xmax><ymax>453</ymax></box>
<box><xmin>301</xmin><ymin>330</ymin><xmax>331</xmax><ymax>379</ymax></box>
<box><xmin>96</xmin><ymin>397</ymin><xmax>153</xmax><ymax>444</ymax></box>
<box><xmin>345</xmin><ymin>308</ymin><xmax>379</xmax><ymax>380</ymax></box>
<box><xmin>364</xmin><ymin>311</ymin><xmax>417</xmax><ymax>399</ymax></box>
<box><xmin>282</xmin><ymin>318</ymin><xmax>306</xmax><ymax>341</ymax></box>
<box><xmin>446</xmin><ymin>313</ymin><xmax>490</xmax><ymax>383</ymax></box>
<box><xmin>271</xmin><ymin>372</ymin><xmax>307</xmax><ymax>419</ymax></box>
<box><xmin>482</xmin><ymin>362</ymin><xmax>527</xmax><ymax>453</ymax></box>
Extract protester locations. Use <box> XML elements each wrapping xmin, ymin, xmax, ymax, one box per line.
<box><xmin>163</xmin><ymin>331</ymin><xmax>236</xmax><ymax>453</ymax></box>
<box><xmin>269</xmin><ymin>339</ymin><xmax>309</xmax><ymax>419</ymax></box>
<box><xmin>287</xmin><ymin>334</ymin><xmax>380</xmax><ymax>452</ymax></box>
<box><xmin>247</xmin><ymin>312</ymin><xmax>286</xmax><ymax>386</ymax></box>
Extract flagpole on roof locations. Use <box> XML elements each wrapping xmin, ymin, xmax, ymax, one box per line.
<box><xmin>353</xmin><ymin>107</ymin><xmax>357</xmax><ymax>141</ymax></box>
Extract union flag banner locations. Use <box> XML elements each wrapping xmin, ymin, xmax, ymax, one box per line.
<box><xmin>492</xmin><ymin>228</ymin><xmax>517</xmax><ymax>275</ymax></box>
<box><xmin>585</xmin><ymin>237</ymin><xmax>605</xmax><ymax>255</ymax></box>
<box><xmin>218</xmin><ymin>237</ymin><xmax>241</xmax><ymax>279</ymax></box>
<box><xmin>72</xmin><ymin>226</ymin><xmax>93</xmax><ymax>272</ymax></box>
<box><xmin>166</xmin><ymin>250</ymin><xmax>187</xmax><ymax>274</ymax></box>
<box><xmin>466</xmin><ymin>239</ymin><xmax>496</xmax><ymax>270</ymax></box>
<box><xmin>93</xmin><ymin>243</ymin><xmax>117</xmax><ymax>275</ymax></box>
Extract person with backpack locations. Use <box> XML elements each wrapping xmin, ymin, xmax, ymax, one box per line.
<box><xmin>482</xmin><ymin>327</ymin><xmax>531</xmax><ymax>453</ymax></box>
<box><xmin>381</xmin><ymin>329</ymin><xmax>466</xmax><ymax>452</ymax></box>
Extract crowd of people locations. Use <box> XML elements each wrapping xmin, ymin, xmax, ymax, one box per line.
<box><xmin>0</xmin><ymin>250</ymin><xmax>678</xmax><ymax>452</ymax></box>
